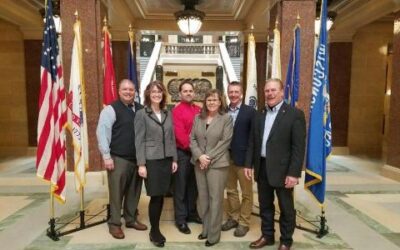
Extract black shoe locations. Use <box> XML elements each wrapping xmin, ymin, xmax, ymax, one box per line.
<box><xmin>205</xmin><ymin>240</ymin><xmax>218</xmax><ymax>247</ymax></box>
<box><xmin>198</xmin><ymin>233</ymin><xmax>207</xmax><ymax>240</ymax></box>
<box><xmin>149</xmin><ymin>233</ymin><xmax>165</xmax><ymax>248</ymax></box>
<box><xmin>176</xmin><ymin>223</ymin><xmax>191</xmax><ymax>234</ymax></box>
<box><xmin>187</xmin><ymin>215</ymin><xmax>202</xmax><ymax>224</ymax></box>
<box><xmin>160</xmin><ymin>232</ymin><xmax>166</xmax><ymax>242</ymax></box>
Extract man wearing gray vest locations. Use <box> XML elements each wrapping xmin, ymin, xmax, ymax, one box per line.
<box><xmin>96</xmin><ymin>79</ymin><xmax>147</xmax><ymax>239</ymax></box>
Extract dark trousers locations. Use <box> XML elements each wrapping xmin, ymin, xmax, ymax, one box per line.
<box><xmin>257</xmin><ymin>158</ymin><xmax>295</xmax><ymax>246</ymax></box>
<box><xmin>108</xmin><ymin>155</ymin><xmax>142</xmax><ymax>226</ymax></box>
<box><xmin>173</xmin><ymin>149</ymin><xmax>199</xmax><ymax>224</ymax></box>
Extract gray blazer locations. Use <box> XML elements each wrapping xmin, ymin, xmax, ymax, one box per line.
<box><xmin>190</xmin><ymin>113</ymin><xmax>233</xmax><ymax>168</ymax></box>
<box><xmin>134</xmin><ymin>107</ymin><xmax>178</xmax><ymax>166</ymax></box>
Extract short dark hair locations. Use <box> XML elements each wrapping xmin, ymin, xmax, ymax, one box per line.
<box><xmin>179</xmin><ymin>80</ymin><xmax>194</xmax><ymax>92</ymax></box>
<box><xmin>228</xmin><ymin>81</ymin><xmax>243</xmax><ymax>92</ymax></box>
<box><xmin>199</xmin><ymin>89</ymin><xmax>227</xmax><ymax>119</ymax></box>
<box><xmin>143</xmin><ymin>80</ymin><xmax>167</xmax><ymax>109</ymax></box>
<box><xmin>265</xmin><ymin>78</ymin><xmax>284</xmax><ymax>90</ymax></box>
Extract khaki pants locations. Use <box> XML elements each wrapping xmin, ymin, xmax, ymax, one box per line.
<box><xmin>195</xmin><ymin>166</ymin><xmax>229</xmax><ymax>244</ymax></box>
<box><xmin>225</xmin><ymin>162</ymin><xmax>253</xmax><ymax>226</ymax></box>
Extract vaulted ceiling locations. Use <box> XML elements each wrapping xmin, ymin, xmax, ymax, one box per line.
<box><xmin>105</xmin><ymin>0</ymin><xmax>270</xmax><ymax>40</ymax></box>
<box><xmin>0</xmin><ymin>0</ymin><xmax>398</xmax><ymax>41</ymax></box>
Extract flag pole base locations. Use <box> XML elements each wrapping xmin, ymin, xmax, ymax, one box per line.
<box><xmin>46</xmin><ymin>204</ymin><xmax>109</xmax><ymax>241</ymax></box>
<box><xmin>317</xmin><ymin>209</ymin><xmax>328</xmax><ymax>238</ymax></box>
<box><xmin>46</xmin><ymin>217</ymin><xmax>59</xmax><ymax>241</ymax></box>
<box><xmin>294</xmin><ymin>208</ymin><xmax>329</xmax><ymax>238</ymax></box>
<box><xmin>252</xmin><ymin>205</ymin><xmax>329</xmax><ymax>238</ymax></box>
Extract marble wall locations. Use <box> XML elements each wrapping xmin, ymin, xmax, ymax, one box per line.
<box><xmin>330</xmin><ymin>42</ymin><xmax>352</xmax><ymax>147</ymax></box>
<box><xmin>0</xmin><ymin>19</ymin><xmax>28</xmax><ymax>156</ymax></box>
<box><xmin>24</xmin><ymin>40</ymin><xmax>41</xmax><ymax>147</ymax></box>
<box><xmin>384</xmin><ymin>12</ymin><xmax>400</xmax><ymax>179</ymax></box>
<box><xmin>348</xmin><ymin>21</ymin><xmax>393</xmax><ymax>158</ymax></box>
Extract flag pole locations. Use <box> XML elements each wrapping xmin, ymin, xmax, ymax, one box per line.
<box><xmin>103</xmin><ymin>19</ymin><xmax>110</xmax><ymax>220</ymax></box>
<box><xmin>317</xmin><ymin>207</ymin><xmax>328</xmax><ymax>238</ymax></box>
<box><xmin>79</xmin><ymin>187</ymin><xmax>85</xmax><ymax>228</ymax></box>
<box><xmin>72</xmin><ymin>10</ymin><xmax>86</xmax><ymax>229</ymax></box>
<box><xmin>304</xmin><ymin>0</ymin><xmax>330</xmax><ymax>238</ymax></box>
<box><xmin>46</xmin><ymin>0</ymin><xmax>55</xmax><ymax>237</ymax></box>
<box><xmin>47</xmin><ymin>186</ymin><xmax>59</xmax><ymax>240</ymax></box>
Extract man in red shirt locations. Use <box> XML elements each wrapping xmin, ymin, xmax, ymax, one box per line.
<box><xmin>172</xmin><ymin>81</ymin><xmax>202</xmax><ymax>234</ymax></box>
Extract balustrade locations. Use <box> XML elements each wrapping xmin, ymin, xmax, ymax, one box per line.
<box><xmin>163</xmin><ymin>44</ymin><xmax>219</xmax><ymax>55</ymax></box>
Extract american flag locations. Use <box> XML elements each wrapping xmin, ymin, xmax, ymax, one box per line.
<box><xmin>36</xmin><ymin>0</ymin><xmax>67</xmax><ymax>202</ymax></box>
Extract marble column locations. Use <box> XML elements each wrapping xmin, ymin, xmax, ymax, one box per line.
<box><xmin>269</xmin><ymin>0</ymin><xmax>315</xmax><ymax>122</ymax></box>
<box><xmin>384</xmin><ymin>12</ymin><xmax>400</xmax><ymax>181</ymax></box>
<box><xmin>61</xmin><ymin>0</ymin><xmax>105</xmax><ymax>171</ymax></box>
<box><xmin>329</xmin><ymin>42</ymin><xmax>352</xmax><ymax>148</ymax></box>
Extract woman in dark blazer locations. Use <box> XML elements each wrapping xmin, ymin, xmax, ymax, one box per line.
<box><xmin>190</xmin><ymin>89</ymin><xmax>233</xmax><ymax>247</ymax></box>
<box><xmin>135</xmin><ymin>80</ymin><xmax>178</xmax><ymax>247</ymax></box>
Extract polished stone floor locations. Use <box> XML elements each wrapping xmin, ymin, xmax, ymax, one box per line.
<box><xmin>0</xmin><ymin>155</ymin><xmax>399</xmax><ymax>250</ymax></box>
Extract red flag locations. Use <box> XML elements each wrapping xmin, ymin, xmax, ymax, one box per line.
<box><xmin>103</xmin><ymin>26</ymin><xmax>117</xmax><ymax>105</ymax></box>
<box><xmin>36</xmin><ymin>0</ymin><xmax>67</xmax><ymax>202</ymax></box>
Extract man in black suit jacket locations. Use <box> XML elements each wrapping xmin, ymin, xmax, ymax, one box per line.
<box><xmin>245</xmin><ymin>78</ymin><xmax>306</xmax><ymax>250</ymax></box>
<box><xmin>222</xmin><ymin>81</ymin><xmax>255</xmax><ymax>237</ymax></box>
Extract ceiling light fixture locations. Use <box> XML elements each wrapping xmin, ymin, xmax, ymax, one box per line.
<box><xmin>175</xmin><ymin>0</ymin><xmax>205</xmax><ymax>36</ymax></box>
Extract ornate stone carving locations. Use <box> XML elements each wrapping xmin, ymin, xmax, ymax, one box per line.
<box><xmin>167</xmin><ymin>78</ymin><xmax>212</xmax><ymax>102</ymax></box>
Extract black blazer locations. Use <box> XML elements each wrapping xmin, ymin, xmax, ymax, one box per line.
<box><xmin>246</xmin><ymin>102</ymin><xmax>306</xmax><ymax>187</ymax></box>
<box><xmin>229</xmin><ymin>104</ymin><xmax>256</xmax><ymax>167</ymax></box>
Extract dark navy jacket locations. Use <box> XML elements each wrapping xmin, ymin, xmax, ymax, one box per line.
<box><xmin>229</xmin><ymin>104</ymin><xmax>256</xmax><ymax>167</ymax></box>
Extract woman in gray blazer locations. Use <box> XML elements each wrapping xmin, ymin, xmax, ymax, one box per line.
<box><xmin>135</xmin><ymin>80</ymin><xmax>178</xmax><ymax>247</ymax></box>
<box><xmin>190</xmin><ymin>89</ymin><xmax>233</xmax><ymax>247</ymax></box>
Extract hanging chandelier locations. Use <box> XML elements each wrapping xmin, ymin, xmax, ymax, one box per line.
<box><xmin>174</xmin><ymin>0</ymin><xmax>205</xmax><ymax>36</ymax></box>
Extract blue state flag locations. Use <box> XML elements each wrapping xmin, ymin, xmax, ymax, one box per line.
<box><xmin>305</xmin><ymin>0</ymin><xmax>332</xmax><ymax>206</ymax></box>
<box><xmin>128</xmin><ymin>30</ymin><xmax>140</xmax><ymax>103</ymax></box>
<box><xmin>284</xmin><ymin>23</ymin><xmax>301</xmax><ymax>107</ymax></box>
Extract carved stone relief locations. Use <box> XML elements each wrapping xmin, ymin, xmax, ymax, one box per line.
<box><xmin>167</xmin><ymin>78</ymin><xmax>212</xmax><ymax>102</ymax></box>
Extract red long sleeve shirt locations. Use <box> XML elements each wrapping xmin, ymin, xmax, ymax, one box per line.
<box><xmin>172</xmin><ymin>102</ymin><xmax>201</xmax><ymax>151</ymax></box>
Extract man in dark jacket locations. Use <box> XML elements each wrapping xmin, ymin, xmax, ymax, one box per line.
<box><xmin>221</xmin><ymin>81</ymin><xmax>255</xmax><ymax>237</ymax></box>
<box><xmin>245</xmin><ymin>78</ymin><xmax>306</xmax><ymax>250</ymax></box>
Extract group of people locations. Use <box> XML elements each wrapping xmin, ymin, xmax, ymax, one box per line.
<box><xmin>96</xmin><ymin>78</ymin><xmax>306</xmax><ymax>250</ymax></box>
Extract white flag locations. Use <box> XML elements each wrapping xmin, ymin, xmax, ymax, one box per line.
<box><xmin>68</xmin><ymin>18</ymin><xmax>88</xmax><ymax>191</ymax></box>
<box><xmin>271</xmin><ymin>26</ymin><xmax>281</xmax><ymax>79</ymax></box>
<box><xmin>245</xmin><ymin>33</ymin><xmax>258</xmax><ymax>109</ymax></box>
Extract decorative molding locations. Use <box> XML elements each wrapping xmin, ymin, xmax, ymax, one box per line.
<box><xmin>330</xmin><ymin>0</ymin><xmax>400</xmax><ymax>42</ymax></box>
<box><xmin>127</xmin><ymin>0</ymin><xmax>255</xmax><ymax>21</ymax></box>
<box><xmin>202</xmin><ymin>72</ymin><xmax>215</xmax><ymax>77</ymax></box>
